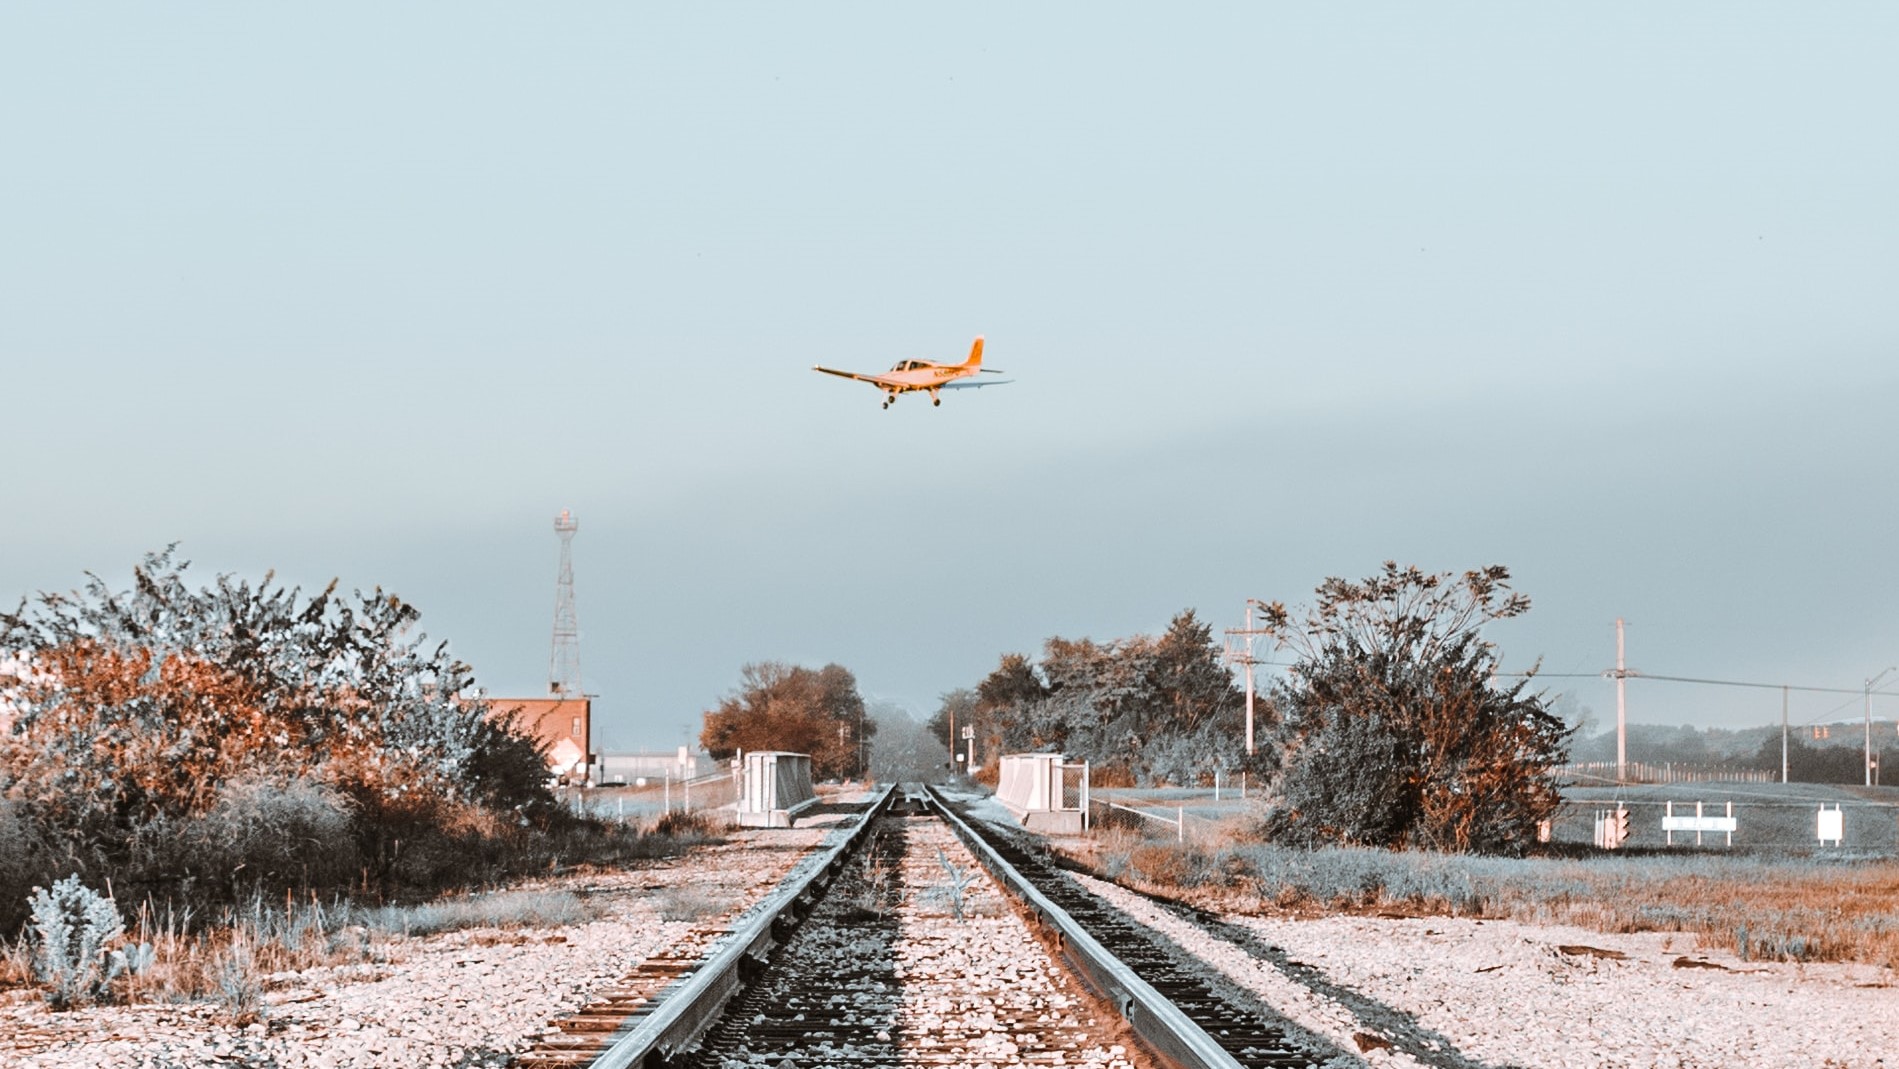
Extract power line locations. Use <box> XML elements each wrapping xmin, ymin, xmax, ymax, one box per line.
<box><xmin>1508</xmin><ymin>670</ymin><xmax>1899</xmax><ymax>700</ymax></box>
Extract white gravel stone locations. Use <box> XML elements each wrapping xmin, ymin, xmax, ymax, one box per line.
<box><xmin>1076</xmin><ymin>870</ymin><xmax>1898</xmax><ymax>1069</ymax></box>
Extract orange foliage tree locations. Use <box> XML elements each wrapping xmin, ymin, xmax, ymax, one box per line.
<box><xmin>699</xmin><ymin>661</ymin><xmax>871</xmax><ymax>780</ymax></box>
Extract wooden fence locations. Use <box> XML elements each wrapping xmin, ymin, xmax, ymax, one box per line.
<box><xmin>1557</xmin><ymin>761</ymin><xmax>1776</xmax><ymax>785</ymax></box>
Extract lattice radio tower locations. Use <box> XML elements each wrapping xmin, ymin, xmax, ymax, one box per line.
<box><xmin>548</xmin><ymin>509</ymin><xmax>582</xmax><ymax>697</ymax></box>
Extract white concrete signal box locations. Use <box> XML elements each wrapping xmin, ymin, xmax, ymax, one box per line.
<box><xmin>736</xmin><ymin>751</ymin><xmax>818</xmax><ymax>828</ymax></box>
<box><xmin>996</xmin><ymin>753</ymin><xmax>1089</xmax><ymax>835</ymax></box>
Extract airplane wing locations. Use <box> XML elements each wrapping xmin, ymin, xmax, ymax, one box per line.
<box><xmin>939</xmin><ymin>379</ymin><xmax>1013</xmax><ymax>389</ymax></box>
<box><xmin>813</xmin><ymin>365</ymin><xmax>902</xmax><ymax>388</ymax></box>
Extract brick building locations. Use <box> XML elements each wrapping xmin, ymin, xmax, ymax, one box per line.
<box><xmin>489</xmin><ymin>696</ymin><xmax>592</xmax><ymax>784</ymax></box>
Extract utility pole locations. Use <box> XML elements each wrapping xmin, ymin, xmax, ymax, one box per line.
<box><xmin>1223</xmin><ymin>598</ymin><xmax>1271</xmax><ymax>757</ymax></box>
<box><xmin>1867</xmin><ymin>667</ymin><xmax>1896</xmax><ymax>788</ymax></box>
<box><xmin>1603</xmin><ymin>618</ymin><xmax>1638</xmax><ymax>784</ymax></box>
<box><xmin>1781</xmin><ymin>685</ymin><xmax>1789</xmax><ymax>785</ymax></box>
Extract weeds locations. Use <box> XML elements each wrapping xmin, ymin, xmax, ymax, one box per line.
<box><xmin>355</xmin><ymin>889</ymin><xmax>593</xmax><ymax>937</ymax></box>
<box><xmin>653</xmin><ymin>887</ymin><xmax>735</xmax><ymax>922</ymax></box>
<box><xmin>840</xmin><ymin>827</ymin><xmax>896</xmax><ymax>922</ymax></box>
<box><xmin>928</xmin><ymin>850</ymin><xmax>976</xmax><ymax>920</ymax></box>
<box><xmin>5</xmin><ymin>880</ymin><xmax>611</xmax><ymax>1008</ymax></box>
<box><xmin>212</xmin><ymin>930</ymin><xmax>266</xmax><ymax>1024</ymax></box>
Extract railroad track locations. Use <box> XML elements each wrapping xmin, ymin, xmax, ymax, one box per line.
<box><xmin>516</xmin><ymin>785</ymin><xmax>1319</xmax><ymax>1069</ymax></box>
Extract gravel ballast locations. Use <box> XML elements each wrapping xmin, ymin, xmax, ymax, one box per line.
<box><xmin>1079</xmin><ymin>871</ymin><xmax>1897</xmax><ymax>1069</ymax></box>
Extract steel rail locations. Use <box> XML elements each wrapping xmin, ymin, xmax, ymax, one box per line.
<box><xmin>923</xmin><ymin>784</ymin><xmax>1245</xmax><ymax>1069</ymax></box>
<box><xmin>585</xmin><ymin>784</ymin><xmax>896</xmax><ymax>1069</ymax></box>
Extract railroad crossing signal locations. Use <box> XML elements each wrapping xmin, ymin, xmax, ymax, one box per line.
<box><xmin>1594</xmin><ymin>806</ymin><xmax>1631</xmax><ymax>849</ymax></box>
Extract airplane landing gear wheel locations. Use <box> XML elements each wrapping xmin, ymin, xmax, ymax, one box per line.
<box><xmin>932</xmin><ymin>397</ymin><xmax>941</xmax><ymax>407</ymax></box>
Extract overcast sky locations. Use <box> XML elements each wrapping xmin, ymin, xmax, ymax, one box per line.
<box><xmin>4</xmin><ymin>5</ymin><xmax>1895</xmax><ymax>752</ymax></box>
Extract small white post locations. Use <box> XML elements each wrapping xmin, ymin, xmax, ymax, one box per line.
<box><xmin>1177</xmin><ymin>806</ymin><xmax>1185</xmax><ymax>842</ymax></box>
<box><xmin>1665</xmin><ymin>800</ymin><xmax>1674</xmax><ymax>847</ymax></box>
<box><xmin>1214</xmin><ymin>769</ymin><xmax>1221</xmax><ymax>802</ymax></box>
<box><xmin>1081</xmin><ymin>761</ymin><xmax>1091</xmax><ymax>831</ymax></box>
<box><xmin>1696</xmin><ymin>800</ymin><xmax>1705</xmax><ymax>847</ymax></box>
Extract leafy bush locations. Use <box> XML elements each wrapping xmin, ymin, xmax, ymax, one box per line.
<box><xmin>0</xmin><ymin>799</ymin><xmax>45</xmax><ymax>921</ymax></box>
<box><xmin>0</xmin><ymin>550</ymin><xmax>569</xmax><ymax>931</ymax></box>
<box><xmin>1262</xmin><ymin>707</ymin><xmax>1412</xmax><ymax>849</ymax></box>
<box><xmin>29</xmin><ymin>875</ymin><xmax>125</xmax><ymax>1008</ymax></box>
<box><xmin>1260</xmin><ymin>564</ymin><xmax>1571</xmax><ymax>853</ymax></box>
<box><xmin>184</xmin><ymin>776</ymin><xmax>358</xmax><ymax>897</ymax></box>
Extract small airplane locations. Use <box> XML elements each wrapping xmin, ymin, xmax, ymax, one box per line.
<box><xmin>813</xmin><ymin>337</ymin><xmax>1010</xmax><ymax>409</ymax></box>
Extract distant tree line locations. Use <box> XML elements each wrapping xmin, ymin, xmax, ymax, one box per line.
<box><xmin>693</xmin><ymin>563</ymin><xmax>1575</xmax><ymax>854</ymax></box>
<box><xmin>1565</xmin><ymin>714</ymin><xmax>1896</xmax><ymax>785</ymax></box>
<box><xmin>933</xmin><ymin>564</ymin><xmax>1573</xmax><ymax>855</ymax></box>
<box><xmin>1749</xmin><ymin>734</ymin><xmax>1894</xmax><ymax>785</ymax></box>
<box><xmin>927</xmin><ymin>611</ymin><xmax>1251</xmax><ymax>788</ymax></box>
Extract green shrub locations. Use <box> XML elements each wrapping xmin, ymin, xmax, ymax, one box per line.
<box><xmin>212</xmin><ymin>930</ymin><xmax>266</xmax><ymax>1024</ymax></box>
<box><xmin>29</xmin><ymin>875</ymin><xmax>125</xmax><ymax>1008</ymax></box>
<box><xmin>186</xmin><ymin>776</ymin><xmax>358</xmax><ymax>896</ymax></box>
<box><xmin>0</xmin><ymin>798</ymin><xmax>47</xmax><ymax>932</ymax></box>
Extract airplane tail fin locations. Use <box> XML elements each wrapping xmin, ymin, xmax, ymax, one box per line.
<box><xmin>963</xmin><ymin>336</ymin><xmax>985</xmax><ymax>368</ymax></box>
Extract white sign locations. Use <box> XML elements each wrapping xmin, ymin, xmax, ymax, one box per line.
<box><xmin>1661</xmin><ymin>816</ymin><xmax>1738</xmax><ymax>833</ymax></box>
<box><xmin>1663</xmin><ymin>801</ymin><xmax>1736</xmax><ymax>846</ymax></box>
<box><xmin>1818</xmin><ymin>806</ymin><xmax>1845</xmax><ymax>846</ymax></box>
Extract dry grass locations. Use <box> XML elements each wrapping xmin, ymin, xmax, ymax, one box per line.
<box><xmin>1519</xmin><ymin>858</ymin><xmax>1899</xmax><ymax>970</ymax></box>
<box><xmin>1079</xmin><ymin>827</ymin><xmax>1899</xmax><ymax>972</ymax></box>
<box><xmin>0</xmin><ymin>796</ymin><xmax>726</xmax><ymax>1014</ymax></box>
<box><xmin>651</xmin><ymin>887</ymin><xmax>737</xmax><ymax>922</ymax></box>
<box><xmin>0</xmin><ymin>884</ymin><xmax>604</xmax><ymax>1016</ymax></box>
